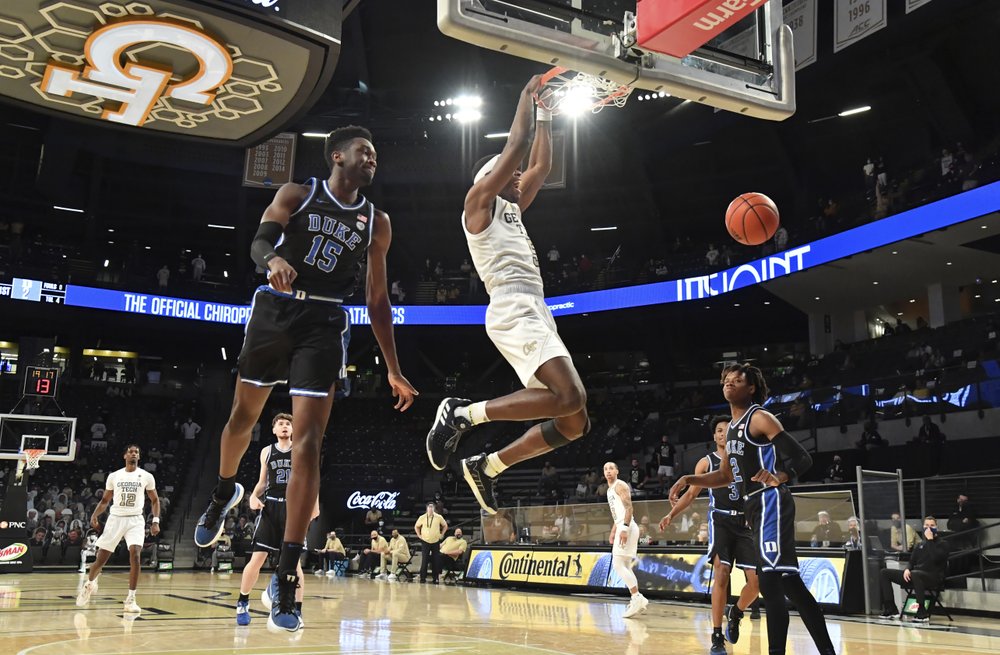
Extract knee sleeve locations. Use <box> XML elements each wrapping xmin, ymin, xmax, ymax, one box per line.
<box><xmin>612</xmin><ymin>555</ymin><xmax>638</xmax><ymax>591</ymax></box>
<box><xmin>540</xmin><ymin>419</ymin><xmax>572</xmax><ymax>448</ymax></box>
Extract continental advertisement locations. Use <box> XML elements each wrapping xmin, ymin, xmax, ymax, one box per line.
<box><xmin>467</xmin><ymin>548</ymin><xmax>846</xmax><ymax>604</ymax></box>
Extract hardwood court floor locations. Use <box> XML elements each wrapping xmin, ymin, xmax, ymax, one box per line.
<box><xmin>1</xmin><ymin>572</ymin><xmax>997</xmax><ymax>654</ymax></box>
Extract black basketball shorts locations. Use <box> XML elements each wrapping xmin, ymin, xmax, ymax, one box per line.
<box><xmin>708</xmin><ymin>510</ymin><xmax>757</xmax><ymax>570</ymax></box>
<box><xmin>238</xmin><ymin>287</ymin><xmax>349</xmax><ymax>397</ymax></box>
<box><xmin>745</xmin><ymin>486</ymin><xmax>799</xmax><ymax>574</ymax></box>
<box><xmin>251</xmin><ymin>498</ymin><xmax>286</xmax><ymax>552</ymax></box>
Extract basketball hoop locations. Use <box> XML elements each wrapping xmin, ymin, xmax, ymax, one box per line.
<box><xmin>535</xmin><ymin>66</ymin><xmax>634</xmax><ymax>116</ymax></box>
<box><xmin>22</xmin><ymin>449</ymin><xmax>45</xmax><ymax>470</ymax></box>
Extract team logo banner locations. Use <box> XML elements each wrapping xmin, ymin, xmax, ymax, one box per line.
<box><xmin>0</xmin><ymin>0</ymin><xmax>341</xmax><ymax>145</ymax></box>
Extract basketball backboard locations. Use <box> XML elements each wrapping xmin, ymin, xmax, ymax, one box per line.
<box><xmin>0</xmin><ymin>414</ymin><xmax>77</xmax><ymax>462</ymax></box>
<box><xmin>438</xmin><ymin>0</ymin><xmax>795</xmax><ymax>120</ymax></box>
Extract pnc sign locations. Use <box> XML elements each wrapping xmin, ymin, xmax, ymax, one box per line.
<box><xmin>41</xmin><ymin>19</ymin><xmax>233</xmax><ymax>127</ymax></box>
<box><xmin>0</xmin><ymin>0</ymin><xmax>342</xmax><ymax>145</ymax></box>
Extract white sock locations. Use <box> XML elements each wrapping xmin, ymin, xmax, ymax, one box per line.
<box><xmin>126</xmin><ymin>590</ymin><xmax>136</xmax><ymax>601</ymax></box>
<box><xmin>456</xmin><ymin>401</ymin><xmax>491</xmax><ymax>425</ymax></box>
<box><xmin>483</xmin><ymin>452</ymin><xmax>508</xmax><ymax>478</ymax></box>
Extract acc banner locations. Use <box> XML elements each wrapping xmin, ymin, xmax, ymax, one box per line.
<box><xmin>905</xmin><ymin>0</ymin><xmax>934</xmax><ymax>13</ymax></box>
<box><xmin>833</xmin><ymin>0</ymin><xmax>887</xmax><ymax>53</ymax></box>
<box><xmin>784</xmin><ymin>0</ymin><xmax>818</xmax><ymax>70</ymax></box>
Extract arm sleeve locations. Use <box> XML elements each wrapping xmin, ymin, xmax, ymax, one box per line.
<box><xmin>250</xmin><ymin>221</ymin><xmax>284</xmax><ymax>269</ymax></box>
<box><xmin>771</xmin><ymin>431</ymin><xmax>813</xmax><ymax>479</ymax></box>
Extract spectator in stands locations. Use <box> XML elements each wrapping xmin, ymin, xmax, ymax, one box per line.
<box><xmin>774</xmin><ymin>225</ymin><xmax>789</xmax><ymax>252</ymax></box>
<box><xmin>694</xmin><ymin>521</ymin><xmax>709</xmax><ymax>544</ymax></box>
<box><xmin>824</xmin><ymin>455</ymin><xmax>846</xmax><ymax>483</ymax></box>
<box><xmin>863</xmin><ymin>158</ymin><xmax>876</xmax><ymax>202</ymax></box>
<box><xmin>191</xmin><ymin>254</ymin><xmax>206</xmax><ymax>281</ymax></box>
<box><xmin>857</xmin><ymin>419</ymin><xmax>886</xmax><ymax>449</ymax></box>
<box><xmin>210</xmin><ymin>531</ymin><xmax>232</xmax><ymax>572</ymax></box>
<box><xmin>879</xmin><ymin>516</ymin><xmax>949</xmax><ymax>621</ymax></box>
<box><xmin>626</xmin><ymin>458</ymin><xmax>646</xmax><ymax>492</ymax></box>
<box><xmin>947</xmin><ymin>494</ymin><xmax>978</xmax><ymax>535</ymax></box>
<box><xmin>90</xmin><ymin>418</ymin><xmax>107</xmax><ymax>441</ymax></box>
<box><xmin>384</xmin><ymin>529</ymin><xmax>411</xmax><ymax>581</ymax></box>
<box><xmin>705</xmin><ymin>243</ymin><xmax>719</xmax><ymax>266</ymax></box>
<box><xmin>538</xmin><ymin>461</ymin><xmax>560</xmax><ymax>495</ymax></box>
<box><xmin>435</xmin><ymin>286</ymin><xmax>447</xmax><ymax>304</ymax></box>
<box><xmin>440</xmin><ymin>528</ymin><xmax>468</xmax><ymax>578</ymax></box>
<box><xmin>655</xmin><ymin>435</ymin><xmax>675</xmax><ymax>493</ymax></box>
<box><xmin>810</xmin><ymin>511</ymin><xmax>843</xmax><ymax>547</ymax></box>
<box><xmin>362</xmin><ymin>530</ymin><xmax>389</xmax><ymax>579</ymax></box>
<box><xmin>156</xmin><ymin>265</ymin><xmax>170</xmax><ymax>288</ymax></box>
<box><xmin>180</xmin><ymin>417</ymin><xmax>200</xmax><ymax>442</ymax></box>
<box><xmin>29</xmin><ymin>527</ymin><xmax>47</xmax><ymax>551</ymax></box>
<box><xmin>594</xmin><ymin>478</ymin><xmax>609</xmax><ymax>499</ymax></box>
<box><xmin>890</xmin><ymin>512</ymin><xmax>918</xmax><ymax>552</ymax></box>
<box><xmin>317</xmin><ymin>530</ymin><xmax>346</xmax><ymax>575</ymax></box>
<box><xmin>915</xmin><ymin>416</ymin><xmax>944</xmax><ymax>444</ymax></box>
<box><xmin>390</xmin><ymin>279</ymin><xmax>405</xmax><ymax>303</ymax></box>
<box><xmin>459</xmin><ymin>258</ymin><xmax>472</xmax><ymax>276</ymax></box>
<box><xmin>364</xmin><ymin>507</ymin><xmax>382</xmax><ymax>532</ymax></box>
<box><xmin>433</xmin><ymin>492</ymin><xmax>448</xmax><ymax>516</ymax></box>
<box><xmin>442</xmin><ymin>468</ymin><xmax>460</xmax><ymax>497</ymax></box>
<box><xmin>547</xmin><ymin>245</ymin><xmax>560</xmax><ymax>265</ymax></box>
<box><xmin>577</xmin><ymin>469</ymin><xmax>599</xmax><ymax>497</ymax></box>
<box><xmin>434</xmin><ymin>261</ymin><xmax>444</xmax><ymax>278</ymax></box>
<box><xmin>844</xmin><ymin>517</ymin><xmax>862</xmax><ymax>551</ymax></box>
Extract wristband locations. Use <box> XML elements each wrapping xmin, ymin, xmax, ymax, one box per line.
<box><xmin>536</xmin><ymin>105</ymin><xmax>553</xmax><ymax>122</ymax></box>
<box><xmin>152</xmin><ymin>517</ymin><xmax>160</xmax><ymax>523</ymax></box>
<box><xmin>615</xmin><ymin>522</ymin><xmax>626</xmax><ymax>530</ymax></box>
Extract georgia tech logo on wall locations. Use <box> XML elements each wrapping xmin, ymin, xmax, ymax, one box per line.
<box><xmin>41</xmin><ymin>19</ymin><xmax>232</xmax><ymax>127</ymax></box>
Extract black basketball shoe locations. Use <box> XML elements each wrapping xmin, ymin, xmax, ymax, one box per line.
<box><xmin>710</xmin><ymin>631</ymin><xmax>726</xmax><ymax>654</ymax></box>
<box><xmin>461</xmin><ymin>454</ymin><xmax>498</xmax><ymax>515</ymax></box>
<box><xmin>725</xmin><ymin>604</ymin><xmax>743</xmax><ymax>644</ymax></box>
<box><xmin>426</xmin><ymin>397</ymin><xmax>473</xmax><ymax>471</ymax></box>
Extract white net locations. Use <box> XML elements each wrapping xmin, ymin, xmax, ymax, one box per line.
<box><xmin>537</xmin><ymin>67</ymin><xmax>633</xmax><ymax>116</ymax></box>
<box><xmin>22</xmin><ymin>449</ymin><xmax>45</xmax><ymax>470</ymax></box>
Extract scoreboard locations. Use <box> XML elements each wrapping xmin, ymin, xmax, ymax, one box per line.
<box><xmin>0</xmin><ymin>279</ymin><xmax>66</xmax><ymax>304</ymax></box>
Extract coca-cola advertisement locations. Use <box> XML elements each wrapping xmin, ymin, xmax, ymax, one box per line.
<box><xmin>346</xmin><ymin>490</ymin><xmax>401</xmax><ymax>511</ymax></box>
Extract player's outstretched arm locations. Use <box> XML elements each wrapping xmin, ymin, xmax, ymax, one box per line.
<box><xmin>750</xmin><ymin>410</ymin><xmax>810</xmax><ymax>486</ymax></box>
<box><xmin>660</xmin><ymin>457</ymin><xmax>708</xmax><ymax>530</ymax></box>
<box><xmin>517</xmin><ymin>102</ymin><xmax>551</xmax><ymax>212</ymax></box>
<box><xmin>251</xmin><ymin>182</ymin><xmax>309</xmax><ymax>293</ymax></box>
<box><xmin>366</xmin><ymin>210</ymin><xmax>417</xmax><ymax>412</ymax></box>
<box><xmin>670</xmin><ymin>456</ymin><xmax>733</xmax><ymax>502</ymax></box>
<box><xmin>464</xmin><ymin>75</ymin><xmax>542</xmax><ymax>232</ymax></box>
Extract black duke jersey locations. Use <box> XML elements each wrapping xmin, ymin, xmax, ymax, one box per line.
<box><xmin>725</xmin><ymin>403</ymin><xmax>780</xmax><ymax>498</ymax></box>
<box><xmin>265</xmin><ymin>443</ymin><xmax>292</xmax><ymax>498</ymax></box>
<box><xmin>275</xmin><ymin>177</ymin><xmax>374</xmax><ymax>299</ymax></box>
<box><xmin>706</xmin><ymin>451</ymin><xmax>743</xmax><ymax>513</ymax></box>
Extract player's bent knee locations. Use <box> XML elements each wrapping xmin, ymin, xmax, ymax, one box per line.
<box><xmin>554</xmin><ymin>383</ymin><xmax>587</xmax><ymax>416</ymax></box>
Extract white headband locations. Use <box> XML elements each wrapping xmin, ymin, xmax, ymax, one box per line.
<box><xmin>474</xmin><ymin>154</ymin><xmax>501</xmax><ymax>184</ymax></box>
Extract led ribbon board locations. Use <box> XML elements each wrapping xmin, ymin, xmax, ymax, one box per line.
<box><xmin>2</xmin><ymin>182</ymin><xmax>999</xmax><ymax>324</ymax></box>
<box><xmin>0</xmin><ymin>0</ymin><xmax>341</xmax><ymax>145</ymax></box>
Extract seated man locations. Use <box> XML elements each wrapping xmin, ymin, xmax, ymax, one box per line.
<box><xmin>362</xmin><ymin>530</ymin><xmax>389</xmax><ymax>579</ymax></box>
<box><xmin>440</xmin><ymin>528</ymin><xmax>468</xmax><ymax>579</ymax></box>
<box><xmin>810</xmin><ymin>511</ymin><xmax>844</xmax><ymax>547</ymax></box>
<box><xmin>879</xmin><ymin>516</ymin><xmax>950</xmax><ymax>622</ymax></box>
<box><xmin>384</xmin><ymin>529</ymin><xmax>411</xmax><ymax>581</ymax></box>
<box><xmin>317</xmin><ymin>530</ymin><xmax>347</xmax><ymax>575</ymax></box>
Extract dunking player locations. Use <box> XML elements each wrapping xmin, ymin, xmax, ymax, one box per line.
<box><xmin>77</xmin><ymin>445</ymin><xmax>159</xmax><ymax>614</ymax></box>
<box><xmin>670</xmin><ymin>364</ymin><xmax>836</xmax><ymax>655</ymax></box>
<box><xmin>604</xmin><ymin>461</ymin><xmax>649</xmax><ymax>618</ymax></box>
<box><xmin>235</xmin><ymin>413</ymin><xmax>318</xmax><ymax>626</ymax></box>
<box><xmin>659</xmin><ymin>416</ymin><xmax>759</xmax><ymax>654</ymax></box>
<box><xmin>426</xmin><ymin>75</ymin><xmax>589</xmax><ymax>513</ymax></box>
<box><xmin>194</xmin><ymin>125</ymin><xmax>418</xmax><ymax>632</ymax></box>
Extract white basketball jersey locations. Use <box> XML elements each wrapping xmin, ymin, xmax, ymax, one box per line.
<box><xmin>463</xmin><ymin>198</ymin><xmax>544</xmax><ymax>296</ymax></box>
<box><xmin>607</xmin><ymin>480</ymin><xmax>636</xmax><ymax>527</ymax></box>
<box><xmin>105</xmin><ymin>467</ymin><xmax>155</xmax><ymax>517</ymax></box>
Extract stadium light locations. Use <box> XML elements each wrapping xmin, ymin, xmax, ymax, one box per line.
<box><xmin>562</xmin><ymin>83</ymin><xmax>596</xmax><ymax>117</ymax></box>
<box><xmin>53</xmin><ymin>205</ymin><xmax>84</xmax><ymax>213</ymax></box>
<box><xmin>838</xmin><ymin>105</ymin><xmax>871</xmax><ymax>117</ymax></box>
<box><xmin>302</xmin><ymin>132</ymin><xmax>328</xmax><ymax>138</ymax></box>
<box><xmin>208</xmin><ymin>224</ymin><xmax>235</xmax><ymax>230</ymax></box>
<box><xmin>485</xmin><ymin>132</ymin><xmax>510</xmax><ymax>139</ymax></box>
<box><xmin>454</xmin><ymin>108</ymin><xmax>481</xmax><ymax>123</ymax></box>
<box><xmin>590</xmin><ymin>226</ymin><xmax>617</xmax><ymax>231</ymax></box>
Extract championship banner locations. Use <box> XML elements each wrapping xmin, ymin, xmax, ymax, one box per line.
<box><xmin>833</xmin><ymin>0</ymin><xmax>887</xmax><ymax>53</ymax></box>
<box><xmin>784</xmin><ymin>0</ymin><xmax>818</xmax><ymax>70</ymax></box>
<box><xmin>905</xmin><ymin>0</ymin><xmax>934</xmax><ymax>13</ymax></box>
<box><xmin>243</xmin><ymin>132</ymin><xmax>297</xmax><ymax>188</ymax></box>
<box><xmin>466</xmin><ymin>547</ymin><xmax>847</xmax><ymax>604</ymax></box>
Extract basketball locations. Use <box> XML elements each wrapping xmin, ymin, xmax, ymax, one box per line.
<box><xmin>725</xmin><ymin>192</ymin><xmax>780</xmax><ymax>246</ymax></box>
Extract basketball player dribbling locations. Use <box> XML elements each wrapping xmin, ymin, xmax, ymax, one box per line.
<box><xmin>670</xmin><ymin>364</ymin><xmax>836</xmax><ymax>655</ymax></box>
<box><xmin>426</xmin><ymin>75</ymin><xmax>590</xmax><ymax>513</ymax></box>
<box><xmin>76</xmin><ymin>445</ymin><xmax>159</xmax><ymax>614</ymax></box>
<box><xmin>194</xmin><ymin>125</ymin><xmax>418</xmax><ymax>632</ymax></box>
<box><xmin>603</xmin><ymin>461</ymin><xmax>649</xmax><ymax>618</ymax></box>
<box><xmin>235</xmin><ymin>413</ymin><xmax>318</xmax><ymax>626</ymax></box>
<box><xmin>659</xmin><ymin>416</ymin><xmax>759</xmax><ymax>653</ymax></box>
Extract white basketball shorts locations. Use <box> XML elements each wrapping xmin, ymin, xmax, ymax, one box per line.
<box><xmin>485</xmin><ymin>292</ymin><xmax>571</xmax><ymax>389</ymax></box>
<box><xmin>96</xmin><ymin>514</ymin><xmax>146</xmax><ymax>551</ymax></box>
<box><xmin>612</xmin><ymin>522</ymin><xmax>640</xmax><ymax>558</ymax></box>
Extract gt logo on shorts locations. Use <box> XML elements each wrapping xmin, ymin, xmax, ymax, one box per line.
<box><xmin>523</xmin><ymin>341</ymin><xmax>538</xmax><ymax>356</ymax></box>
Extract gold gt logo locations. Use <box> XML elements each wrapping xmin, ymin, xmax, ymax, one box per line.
<box><xmin>41</xmin><ymin>19</ymin><xmax>232</xmax><ymax>127</ymax></box>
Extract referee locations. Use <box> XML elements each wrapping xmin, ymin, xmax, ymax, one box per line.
<box><xmin>414</xmin><ymin>501</ymin><xmax>447</xmax><ymax>583</ymax></box>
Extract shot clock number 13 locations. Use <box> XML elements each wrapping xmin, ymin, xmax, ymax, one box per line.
<box><xmin>24</xmin><ymin>366</ymin><xmax>59</xmax><ymax>398</ymax></box>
